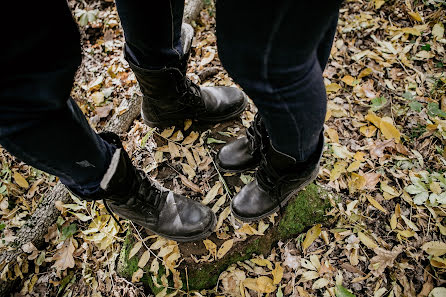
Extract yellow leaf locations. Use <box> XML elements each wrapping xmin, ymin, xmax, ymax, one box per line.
<box><xmin>374</xmin><ymin>0</ymin><xmax>385</xmax><ymax>9</ymax></box>
<box><xmin>401</xmin><ymin>27</ymin><xmax>421</xmax><ymax>36</ymax></box>
<box><xmin>244</xmin><ymin>277</ymin><xmax>276</xmax><ymax>294</ymax></box>
<box><xmin>421</xmin><ymin>241</ymin><xmax>446</xmax><ymax>256</ymax></box>
<box><xmin>354</xmin><ymin>151</ymin><xmax>366</xmax><ymax>161</ymax></box>
<box><xmin>326</xmin><ymin>83</ymin><xmax>341</xmax><ymax>93</ymax></box>
<box><xmin>129</xmin><ymin>241</ymin><xmax>142</xmax><ymax>260</ymax></box>
<box><xmin>330</xmin><ymin>161</ymin><xmax>347</xmax><ymax>181</ymax></box>
<box><xmin>430</xmin><ymin>256</ymin><xmax>446</xmax><ymax>268</ymax></box>
<box><xmin>380</xmin><ymin>117</ymin><xmax>401</xmax><ymax>143</ymax></box>
<box><xmin>184</xmin><ymin>119</ymin><xmax>192</xmax><ymax>131</ymax></box>
<box><xmin>13</xmin><ymin>172</ymin><xmax>29</xmax><ymax>189</ymax></box>
<box><xmin>302</xmin><ymin>224</ymin><xmax>322</xmax><ymax>251</ymax></box>
<box><xmin>138</xmin><ymin>250</ymin><xmax>151</xmax><ymax>268</ymax></box>
<box><xmin>203</xmin><ymin>239</ymin><xmax>217</xmax><ymax>258</ymax></box>
<box><xmin>366</xmin><ymin>195</ymin><xmax>387</xmax><ymax>213</ymax></box>
<box><xmin>360</xmin><ymin>125</ymin><xmax>377</xmax><ymax>137</ymax></box>
<box><xmin>358</xmin><ymin>68</ymin><xmax>373</xmax><ymax>79</ymax></box>
<box><xmin>217</xmin><ymin>239</ymin><xmax>234</xmax><ymax>259</ymax></box>
<box><xmin>390</xmin><ymin>213</ymin><xmax>397</xmax><ymax>230</ymax></box>
<box><xmin>341</xmin><ymin>75</ymin><xmax>357</xmax><ymax>87</ymax></box>
<box><xmin>347</xmin><ymin>161</ymin><xmax>362</xmax><ymax>172</ymax></box>
<box><xmin>132</xmin><ymin>268</ymin><xmax>144</xmax><ymax>282</ymax></box>
<box><xmin>398</xmin><ymin>230</ymin><xmax>415</xmax><ymax>238</ymax></box>
<box><xmin>237</xmin><ymin>223</ymin><xmax>260</xmax><ymax>235</ymax></box>
<box><xmin>326</xmin><ymin>127</ymin><xmax>339</xmax><ymax>143</ymax></box>
<box><xmin>182</xmin><ymin>131</ymin><xmax>199</xmax><ymax>145</ymax></box>
<box><xmin>408</xmin><ymin>11</ymin><xmax>422</xmax><ymax>22</ymax></box>
<box><xmin>348</xmin><ymin>173</ymin><xmax>366</xmax><ymax>192</ymax></box>
<box><xmin>160</xmin><ymin>126</ymin><xmax>175</xmax><ymax>138</ymax></box>
<box><xmin>272</xmin><ymin>262</ymin><xmax>284</xmax><ymax>284</ymax></box>
<box><xmin>358</xmin><ymin>231</ymin><xmax>378</xmax><ymax>249</ymax></box>
<box><xmin>215</xmin><ymin>207</ymin><xmax>230</xmax><ymax>230</ymax></box>
<box><xmin>251</xmin><ymin>258</ymin><xmax>273</xmax><ymax>270</ymax></box>
<box><xmin>365</xmin><ymin>111</ymin><xmax>382</xmax><ymax>128</ymax></box>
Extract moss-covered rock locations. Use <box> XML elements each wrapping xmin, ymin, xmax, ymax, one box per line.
<box><xmin>117</xmin><ymin>183</ymin><xmax>334</xmax><ymax>293</ymax></box>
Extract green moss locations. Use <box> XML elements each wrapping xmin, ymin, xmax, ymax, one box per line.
<box><xmin>117</xmin><ymin>232</ymin><xmax>167</xmax><ymax>294</ymax></box>
<box><xmin>277</xmin><ymin>183</ymin><xmax>330</xmax><ymax>238</ymax></box>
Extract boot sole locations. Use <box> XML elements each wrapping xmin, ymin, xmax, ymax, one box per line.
<box><xmin>230</xmin><ymin>166</ymin><xmax>320</xmax><ymax>223</ymax></box>
<box><xmin>145</xmin><ymin>211</ymin><xmax>217</xmax><ymax>243</ymax></box>
<box><xmin>141</xmin><ymin>94</ymin><xmax>248</xmax><ymax>129</ymax></box>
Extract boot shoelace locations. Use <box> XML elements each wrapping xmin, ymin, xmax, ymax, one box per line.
<box><xmin>255</xmin><ymin>144</ymin><xmax>291</xmax><ymax>214</ymax></box>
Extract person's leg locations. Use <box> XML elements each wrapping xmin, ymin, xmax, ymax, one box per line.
<box><xmin>114</xmin><ymin>0</ymin><xmax>248</xmax><ymax>128</ymax></box>
<box><xmin>217</xmin><ymin>0</ymin><xmax>342</xmax><ymax>221</ymax></box>
<box><xmin>0</xmin><ymin>1</ymin><xmax>115</xmax><ymax>196</ymax></box>
<box><xmin>317</xmin><ymin>12</ymin><xmax>339</xmax><ymax>71</ymax></box>
<box><xmin>217</xmin><ymin>0</ymin><xmax>342</xmax><ymax>162</ymax></box>
<box><xmin>115</xmin><ymin>0</ymin><xmax>184</xmax><ymax>69</ymax></box>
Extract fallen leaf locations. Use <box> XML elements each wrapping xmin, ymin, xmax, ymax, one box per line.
<box><xmin>129</xmin><ymin>241</ymin><xmax>142</xmax><ymax>260</ymax></box>
<box><xmin>272</xmin><ymin>262</ymin><xmax>284</xmax><ymax>284</ymax></box>
<box><xmin>422</xmin><ymin>241</ymin><xmax>446</xmax><ymax>257</ymax></box>
<box><xmin>203</xmin><ymin>239</ymin><xmax>217</xmax><ymax>258</ymax></box>
<box><xmin>244</xmin><ymin>276</ymin><xmax>276</xmax><ymax>294</ymax></box>
<box><xmin>367</xmin><ymin>196</ymin><xmax>388</xmax><ymax>213</ymax></box>
<box><xmin>13</xmin><ymin>172</ymin><xmax>29</xmax><ymax>189</ymax></box>
<box><xmin>358</xmin><ymin>231</ymin><xmax>378</xmax><ymax>249</ymax></box>
<box><xmin>138</xmin><ymin>250</ymin><xmax>151</xmax><ymax>268</ymax></box>
<box><xmin>217</xmin><ymin>239</ymin><xmax>234</xmax><ymax>259</ymax></box>
<box><xmin>302</xmin><ymin>224</ymin><xmax>322</xmax><ymax>251</ymax></box>
<box><xmin>182</xmin><ymin>131</ymin><xmax>199</xmax><ymax>145</ymax></box>
<box><xmin>161</xmin><ymin>127</ymin><xmax>175</xmax><ymax>138</ymax></box>
<box><xmin>202</xmin><ymin>182</ymin><xmax>222</xmax><ymax>205</ymax></box>
<box><xmin>52</xmin><ymin>238</ymin><xmax>75</xmax><ymax>272</ymax></box>
<box><xmin>132</xmin><ymin>268</ymin><xmax>144</xmax><ymax>282</ymax></box>
<box><xmin>369</xmin><ymin>246</ymin><xmax>402</xmax><ymax>276</ymax></box>
<box><xmin>180</xmin><ymin>175</ymin><xmax>202</xmax><ymax>193</ymax></box>
<box><xmin>432</xmin><ymin>23</ymin><xmax>444</xmax><ymax>40</ymax></box>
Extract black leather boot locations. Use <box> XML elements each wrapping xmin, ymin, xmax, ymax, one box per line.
<box><xmin>231</xmin><ymin>133</ymin><xmax>324</xmax><ymax>222</ymax></box>
<box><xmin>70</xmin><ymin>132</ymin><xmax>216</xmax><ymax>242</ymax></box>
<box><xmin>216</xmin><ymin>113</ymin><xmax>265</xmax><ymax>172</ymax></box>
<box><xmin>126</xmin><ymin>23</ymin><xmax>248</xmax><ymax>128</ymax></box>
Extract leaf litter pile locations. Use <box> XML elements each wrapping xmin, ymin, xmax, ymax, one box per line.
<box><xmin>0</xmin><ymin>0</ymin><xmax>445</xmax><ymax>296</ymax></box>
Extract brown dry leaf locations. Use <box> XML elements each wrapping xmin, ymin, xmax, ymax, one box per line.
<box><xmin>138</xmin><ymin>250</ymin><xmax>151</xmax><ymax>268</ymax></box>
<box><xmin>407</xmin><ymin>11</ymin><xmax>422</xmax><ymax>22</ymax></box>
<box><xmin>217</xmin><ymin>239</ymin><xmax>234</xmax><ymax>259</ymax></box>
<box><xmin>183</xmin><ymin>148</ymin><xmax>197</xmax><ymax>169</ymax></box>
<box><xmin>202</xmin><ymin>182</ymin><xmax>222</xmax><ymax>205</ymax></box>
<box><xmin>421</xmin><ymin>241</ymin><xmax>446</xmax><ymax>257</ymax></box>
<box><xmin>52</xmin><ymin>238</ymin><xmax>75</xmax><ymax>272</ymax></box>
<box><xmin>182</xmin><ymin>131</ymin><xmax>199</xmax><ymax>145</ymax></box>
<box><xmin>128</xmin><ymin>241</ymin><xmax>142</xmax><ymax>260</ymax></box>
<box><xmin>132</xmin><ymin>268</ymin><xmax>144</xmax><ymax>283</ymax></box>
<box><xmin>181</xmin><ymin>163</ymin><xmax>196</xmax><ymax>180</ymax></box>
<box><xmin>369</xmin><ymin>246</ymin><xmax>403</xmax><ymax>276</ymax></box>
<box><xmin>370</xmin><ymin>139</ymin><xmax>395</xmax><ymax>159</ymax></box>
<box><xmin>216</xmin><ymin>206</ymin><xmax>230</xmax><ymax>230</ymax></box>
<box><xmin>302</xmin><ymin>224</ymin><xmax>322</xmax><ymax>251</ymax></box>
<box><xmin>91</xmin><ymin>91</ymin><xmax>104</xmax><ymax>105</ymax></box>
<box><xmin>251</xmin><ymin>258</ymin><xmax>273</xmax><ymax>270</ymax></box>
<box><xmin>168</xmin><ymin>142</ymin><xmax>181</xmax><ymax>158</ymax></box>
<box><xmin>13</xmin><ymin>172</ymin><xmax>29</xmax><ymax>189</ymax></box>
<box><xmin>161</xmin><ymin>126</ymin><xmax>175</xmax><ymax>138</ymax></box>
<box><xmin>330</xmin><ymin>161</ymin><xmax>347</xmax><ymax>181</ymax></box>
<box><xmin>180</xmin><ymin>175</ymin><xmax>202</xmax><ymax>193</ymax></box>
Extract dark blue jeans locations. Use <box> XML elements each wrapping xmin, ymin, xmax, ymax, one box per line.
<box><xmin>0</xmin><ymin>0</ymin><xmax>340</xmax><ymax>194</ymax></box>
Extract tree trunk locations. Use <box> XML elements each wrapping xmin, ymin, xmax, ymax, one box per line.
<box><xmin>117</xmin><ymin>183</ymin><xmax>335</xmax><ymax>293</ymax></box>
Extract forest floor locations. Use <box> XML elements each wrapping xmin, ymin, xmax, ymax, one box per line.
<box><xmin>1</xmin><ymin>0</ymin><xmax>445</xmax><ymax>296</ymax></box>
